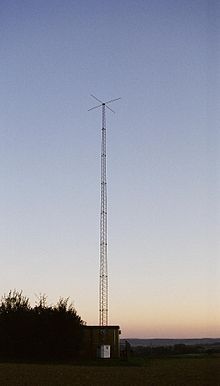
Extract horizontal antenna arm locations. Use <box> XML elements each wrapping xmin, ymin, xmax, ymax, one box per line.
<box><xmin>88</xmin><ymin>104</ymin><xmax>103</xmax><ymax>111</ymax></box>
<box><xmin>105</xmin><ymin>97</ymin><xmax>121</xmax><ymax>104</ymax></box>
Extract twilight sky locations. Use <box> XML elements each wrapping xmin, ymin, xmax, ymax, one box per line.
<box><xmin>0</xmin><ymin>0</ymin><xmax>219</xmax><ymax>338</ymax></box>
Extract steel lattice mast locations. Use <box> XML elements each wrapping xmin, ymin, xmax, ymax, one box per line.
<box><xmin>89</xmin><ymin>94</ymin><xmax>121</xmax><ymax>326</ymax></box>
<box><xmin>100</xmin><ymin>103</ymin><xmax>108</xmax><ymax>326</ymax></box>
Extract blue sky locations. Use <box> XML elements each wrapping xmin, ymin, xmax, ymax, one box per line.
<box><xmin>0</xmin><ymin>0</ymin><xmax>219</xmax><ymax>338</ymax></box>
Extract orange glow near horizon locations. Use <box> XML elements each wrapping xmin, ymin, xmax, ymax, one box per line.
<box><xmin>120</xmin><ymin>320</ymin><xmax>220</xmax><ymax>339</ymax></box>
<box><xmin>110</xmin><ymin>300</ymin><xmax>220</xmax><ymax>339</ymax></box>
<box><xmin>120</xmin><ymin>322</ymin><xmax>220</xmax><ymax>339</ymax></box>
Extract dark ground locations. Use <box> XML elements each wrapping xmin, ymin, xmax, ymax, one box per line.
<box><xmin>0</xmin><ymin>356</ymin><xmax>219</xmax><ymax>386</ymax></box>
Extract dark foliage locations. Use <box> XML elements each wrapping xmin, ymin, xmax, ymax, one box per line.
<box><xmin>0</xmin><ymin>290</ymin><xmax>85</xmax><ymax>361</ymax></box>
<box><xmin>132</xmin><ymin>343</ymin><xmax>220</xmax><ymax>358</ymax></box>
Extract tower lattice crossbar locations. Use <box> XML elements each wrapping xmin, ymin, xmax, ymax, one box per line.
<box><xmin>88</xmin><ymin>94</ymin><xmax>121</xmax><ymax>326</ymax></box>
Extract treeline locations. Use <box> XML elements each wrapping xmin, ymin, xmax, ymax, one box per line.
<box><xmin>133</xmin><ymin>343</ymin><xmax>220</xmax><ymax>357</ymax></box>
<box><xmin>0</xmin><ymin>290</ymin><xmax>85</xmax><ymax>361</ymax></box>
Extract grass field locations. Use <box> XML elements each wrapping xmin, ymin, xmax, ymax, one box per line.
<box><xmin>0</xmin><ymin>357</ymin><xmax>219</xmax><ymax>386</ymax></box>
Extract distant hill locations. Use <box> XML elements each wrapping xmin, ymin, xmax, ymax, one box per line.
<box><xmin>121</xmin><ymin>338</ymin><xmax>220</xmax><ymax>347</ymax></box>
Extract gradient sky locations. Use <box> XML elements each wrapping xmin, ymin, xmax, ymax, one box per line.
<box><xmin>0</xmin><ymin>0</ymin><xmax>219</xmax><ymax>338</ymax></box>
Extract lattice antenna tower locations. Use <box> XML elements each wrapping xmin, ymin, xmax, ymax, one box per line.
<box><xmin>88</xmin><ymin>94</ymin><xmax>121</xmax><ymax>326</ymax></box>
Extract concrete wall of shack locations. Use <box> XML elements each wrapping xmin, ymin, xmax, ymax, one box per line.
<box><xmin>81</xmin><ymin>326</ymin><xmax>121</xmax><ymax>359</ymax></box>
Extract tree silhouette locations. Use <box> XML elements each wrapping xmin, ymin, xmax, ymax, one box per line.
<box><xmin>0</xmin><ymin>290</ymin><xmax>85</xmax><ymax>361</ymax></box>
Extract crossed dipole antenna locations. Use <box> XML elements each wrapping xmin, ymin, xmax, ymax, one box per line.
<box><xmin>88</xmin><ymin>94</ymin><xmax>121</xmax><ymax>113</ymax></box>
<box><xmin>88</xmin><ymin>94</ymin><xmax>121</xmax><ymax>326</ymax></box>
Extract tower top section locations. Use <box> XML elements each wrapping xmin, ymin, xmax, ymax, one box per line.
<box><xmin>88</xmin><ymin>94</ymin><xmax>121</xmax><ymax>114</ymax></box>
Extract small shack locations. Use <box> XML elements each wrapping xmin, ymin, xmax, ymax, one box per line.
<box><xmin>81</xmin><ymin>325</ymin><xmax>121</xmax><ymax>359</ymax></box>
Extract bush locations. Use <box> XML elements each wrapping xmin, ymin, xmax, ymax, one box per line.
<box><xmin>0</xmin><ymin>290</ymin><xmax>85</xmax><ymax>361</ymax></box>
